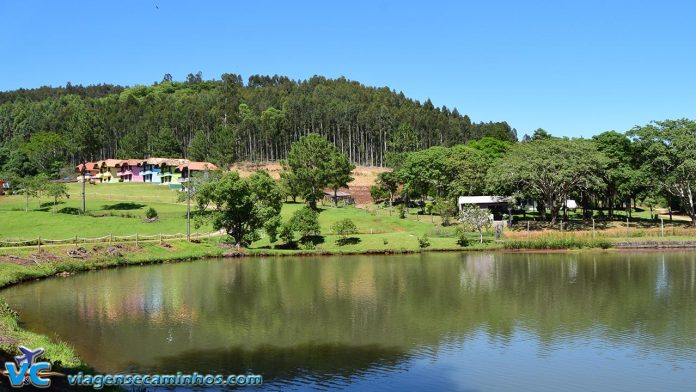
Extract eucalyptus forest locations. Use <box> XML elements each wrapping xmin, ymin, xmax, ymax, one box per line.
<box><xmin>0</xmin><ymin>73</ymin><xmax>516</xmax><ymax>176</ymax></box>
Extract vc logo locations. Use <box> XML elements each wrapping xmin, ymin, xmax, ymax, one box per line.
<box><xmin>1</xmin><ymin>346</ymin><xmax>62</xmax><ymax>388</ymax></box>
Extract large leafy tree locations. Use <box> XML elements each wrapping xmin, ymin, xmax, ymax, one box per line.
<box><xmin>398</xmin><ymin>146</ymin><xmax>450</xmax><ymax>201</ymax></box>
<box><xmin>194</xmin><ymin>171</ymin><xmax>283</xmax><ymax>246</ymax></box>
<box><xmin>629</xmin><ymin>119</ymin><xmax>696</xmax><ymax>225</ymax></box>
<box><xmin>466</xmin><ymin>137</ymin><xmax>512</xmax><ymax>160</ymax></box>
<box><xmin>445</xmin><ymin>145</ymin><xmax>489</xmax><ymax>198</ymax></box>
<box><xmin>398</xmin><ymin>144</ymin><xmax>488</xmax><ymax>210</ymax></box>
<box><xmin>487</xmin><ymin>138</ymin><xmax>606</xmax><ymax>224</ymax></box>
<box><xmin>374</xmin><ymin>171</ymin><xmax>401</xmax><ymax>207</ymax></box>
<box><xmin>247</xmin><ymin>170</ymin><xmax>284</xmax><ymax>242</ymax></box>
<box><xmin>22</xmin><ymin>132</ymin><xmax>67</xmax><ymax>176</ymax></box>
<box><xmin>592</xmin><ymin>131</ymin><xmax>646</xmax><ymax>217</ymax></box>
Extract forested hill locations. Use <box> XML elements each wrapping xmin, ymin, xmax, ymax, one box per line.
<box><xmin>0</xmin><ymin>73</ymin><xmax>517</xmax><ymax>175</ymax></box>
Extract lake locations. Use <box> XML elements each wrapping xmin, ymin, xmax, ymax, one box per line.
<box><xmin>4</xmin><ymin>252</ymin><xmax>696</xmax><ymax>391</ymax></box>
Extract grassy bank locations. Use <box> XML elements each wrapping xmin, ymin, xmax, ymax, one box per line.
<box><xmin>502</xmin><ymin>236</ymin><xmax>612</xmax><ymax>250</ymax></box>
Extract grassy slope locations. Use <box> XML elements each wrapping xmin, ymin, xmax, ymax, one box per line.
<box><xmin>0</xmin><ymin>183</ymin><xmax>212</xmax><ymax>239</ymax></box>
<box><xmin>0</xmin><ymin>182</ymin><xmax>492</xmax><ymax>248</ymax></box>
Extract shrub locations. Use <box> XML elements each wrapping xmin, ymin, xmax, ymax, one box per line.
<box><xmin>418</xmin><ymin>234</ymin><xmax>431</xmax><ymax>249</ymax></box>
<box><xmin>455</xmin><ymin>227</ymin><xmax>470</xmax><ymax>247</ymax></box>
<box><xmin>383</xmin><ymin>238</ymin><xmax>389</xmax><ymax>245</ymax></box>
<box><xmin>398</xmin><ymin>204</ymin><xmax>406</xmax><ymax>219</ymax></box>
<box><xmin>0</xmin><ymin>297</ymin><xmax>18</xmax><ymax>319</ymax></box>
<box><xmin>332</xmin><ymin>218</ymin><xmax>357</xmax><ymax>238</ymax></box>
<box><xmin>145</xmin><ymin>207</ymin><xmax>158</xmax><ymax>220</ymax></box>
<box><xmin>290</xmin><ymin>206</ymin><xmax>321</xmax><ymax>240</ymax></box>
<box><xmin>279</xmin><ymin>223</ymin><xmax>295</xmax><ymax>244</ymax></box>
<box><xmin>264</xmin><ymin>215</ymin><xmax>282</xmax><ymax>243</ymax></box>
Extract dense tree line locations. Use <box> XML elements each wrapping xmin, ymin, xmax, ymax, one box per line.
<box><xmin>0</xmin><ymin>74</ymin><xmax>517</xmax><ymax>178</ymax></box>
<box><xmin>374</xmin><ymin>119</ymin><xmax>696</xmax><ymax>226</ymax></box>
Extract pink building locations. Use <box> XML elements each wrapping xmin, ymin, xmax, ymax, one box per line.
<box><xmin>116</xmin><ymin>159</ymin><xmax>145</xmax><ymax>182</ymax></box>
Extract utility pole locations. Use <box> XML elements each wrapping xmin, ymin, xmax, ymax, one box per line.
<box><xmin>186</xmin><ymin>166</ymin><xmax>191</xmax><ymax>241</ymax></box>
<box><xmin>81</xmin><ymin>160</ymin><xmax>86</xmax><ymax>213</ymax></box>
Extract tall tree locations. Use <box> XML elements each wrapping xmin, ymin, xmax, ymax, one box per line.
<box><xmin>629</xmin><ymin>119</ymin><xmax>696</xmax><ymax>225</ymax></box>
<box><xmin>326</xmin><ymin>152</ymin><xmax>355</xmax><ymax>206</ymax></box>
<box><xmin>487</xmin><ymin>139</ymin><xmax>606</xmax><ymax>224</ymax></box>
<box><xmin>194</xmin><ymin>171</ymin><xmax>283</xmax><ymax>246</ymax></box>
<box><xmin>286</xmin><ymin>134</ymin><xmax>343</xmax><ymax>209</ymax></box>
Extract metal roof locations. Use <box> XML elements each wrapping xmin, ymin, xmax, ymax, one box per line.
<box><xmin>457</xmin><ymin>196</ymin><xmax>511</xmax><ymax>205</ymax></box>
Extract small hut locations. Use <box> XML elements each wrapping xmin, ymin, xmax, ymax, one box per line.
<box><xmin>323</xmin><ymin>190</ymin><xmax>354</xmax><ymax>206</ymax></box>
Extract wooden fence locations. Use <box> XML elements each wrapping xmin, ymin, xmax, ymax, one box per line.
<box><xmin>0</xmin><ymin>231</ymin><xmax>221</xmax><ymax>250</ymax></box>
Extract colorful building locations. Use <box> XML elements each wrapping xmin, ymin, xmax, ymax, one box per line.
<box><xmin>142</xmin><ymin>158</ymin><xmax>185</xmax><ymax>184</ymax></box>
<box><xmin>74</xmin><ymin>157</ymin><xmax>218</xmax><ymax>186</ymax></box>
<box><xmin>75</xmin><ymin>162</ymin><xmax>99</xmax><ymax>182</ymax></box>
<box><xmin>115</xmin><ymin>159</ymin><xmax>145</xmax><ymax>182</ymax></box>
<box><xmin>93</xmin><ymin>159</ymin><xmax>125</xmax><ymax>183</ymax></box>
<box><xmin>140</xmin><ymin>160</ymin><xmax>162</xmax><ymax>183</ymax></box>
<box><xmin>177</xmin><ymin>161</ymin><xmax>219</xmax><ymax>183</ymax></box>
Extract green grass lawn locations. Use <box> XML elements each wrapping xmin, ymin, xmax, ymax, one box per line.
<box><xmin>5</xmin><ymin>182</ymin><xmax>690</xmax><ymax>250</ymax></box>
<box><xmin>0</xmin><ymin>183</ymin><xmax>488</xmax><ymax>249</ymax></box>
<box><xmin>0</xmin><ymin>183</ymin><xmax>209</xmax><ymax>240</ymax></box>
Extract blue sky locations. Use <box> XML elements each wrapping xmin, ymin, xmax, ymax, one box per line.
<box><xmin>1</xmin><ymin>0</ymin><xmax>694</xmax><ymax>138</ymax></box>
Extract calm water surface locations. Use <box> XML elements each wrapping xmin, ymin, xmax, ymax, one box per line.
<box><xmin>4</xmin><ymin>252</ymin><xmax>696</xmax><ymax>391</ymax></box>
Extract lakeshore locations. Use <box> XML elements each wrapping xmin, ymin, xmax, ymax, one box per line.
<box><xmin>4</xmin><ymin>251</ymin><xmax>696</xmax><ymax>391</ymax></box>
<box><xmin>2</xmin><ymin>182</ymin><xmax>696</xmax><ymax>378</ymax></box>
<box><xmin>2</xmin><ymin>235</ymin><xmax>696</xmax><ymax>372</ymax></box>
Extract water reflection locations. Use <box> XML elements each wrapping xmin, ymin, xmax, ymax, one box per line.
<box><xmin>5</xmin><ymin>252</ymin><xmax>696</xmax><ymax>390</ymax></box>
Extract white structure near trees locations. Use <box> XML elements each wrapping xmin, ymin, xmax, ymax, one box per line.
<box><xmin>459</xmin><ymin>204</ymin><xmax>493</xmax><ymax>243</ymax></box>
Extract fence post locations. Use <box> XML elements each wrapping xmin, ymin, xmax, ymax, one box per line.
<box><xmin>527</xmin><ymin>221</ymin><xmax>530</xmax><ymax>237</ymax></box>
<box><xmin>37</xmin><ymin>236</ymin><xmax>41</xmax><ymax>254</ymax></box>
<box><xmin>626</xmin><ymin>218</ymin><xmax>630</xmax><ymax>238</ymax></box>
<box><xmin>136</xmin><ymin>233</ymin><xmax>139</xmax><ymax>247</ymax></box>
<box><xmin>661</xmin><ymin>219</ymin><xmax>664</xmax><ymax>237</ymax></box>
<box><xmin>75</xmin><ymin>235</ymin><xmax>78</xmax><ymax>248</ymax></box>
<box><xmin>159</xmin><ymin>233</ymin><xmax>163</xmax><ymax>245</ymax></box>
<box><xmin>592</xmin><ymin>218</ymin><xmax>595</xmax><ymax>238</ymax></box>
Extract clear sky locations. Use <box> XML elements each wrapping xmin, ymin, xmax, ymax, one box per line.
<box><xmin>1</xmin><ymin>0</ymin><xmax>694</xmax><ymax>138</ymax></box>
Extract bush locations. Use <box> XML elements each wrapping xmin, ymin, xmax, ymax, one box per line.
<box><xmin>398</xmin><ymin>204</ymin><xmax>406</xmax><ymax>219</ymax></box>
<box><xmin>264</xmin><ymin>215</ymin><xmax>282</xmax><ymax>243</ymax></box>
<box><xmin>332</xmin><ymin>218</ymin><xmax>357</xmax><ymax>238</ymax></box>
<box><xmin>0</xmin><ymin>297</ymin><xmax>18</xmax><ymax>319</ymax></box>
<box><xmin>418</xmin><ymin>234</ymin><xmax>431</xmax><ymax>249</ymax></box>
<box><xmin>455</xmin><ymin>227</ymin><xmax>470</xmax><ymax>247</ymax></box>
<box><xmin>290</xmin><ymin>206</ymin><xmax>321</xmax><ymax>240</ymax></box>
<box><xmin>279</xmin><ymin>222</ymin><xmax>295</xmax><ymax>244</ymax></box>
<box><xmin>145</xmin><ymin>207</ymin><xmax>158</xmax><ymax>219</ymax></box>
